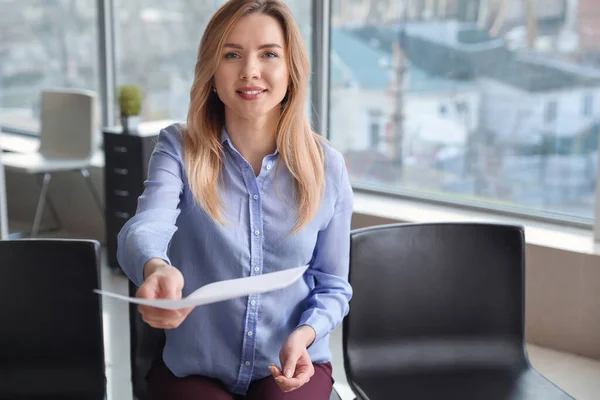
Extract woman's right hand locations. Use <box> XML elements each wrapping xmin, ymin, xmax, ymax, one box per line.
<box><xmin>136</xmin><ymin>259</ymin><xmax>194</xmax><ymax>329</ymax></box>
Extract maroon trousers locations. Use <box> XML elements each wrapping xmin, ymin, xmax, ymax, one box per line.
<box><xmin>147</xmin><ymin>361</ymin><xmax>334</xmax><ymax>400</ymax></box>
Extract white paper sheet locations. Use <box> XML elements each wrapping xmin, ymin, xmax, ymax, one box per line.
<box><xmin>94</xmin><ymin>265</ymin><xmax>309</xmax><ymax>310</ymax></box>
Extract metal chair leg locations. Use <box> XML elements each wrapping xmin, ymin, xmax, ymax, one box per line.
<box><xmin>32</xmin><ymin>173</ymin><xmax>52</xmax><ymax>238</ymax></box>
<box><xmin>31</xmin><ymin>173</ymin><xmax>62</xmax><ymax>236</ymax></box>
<box><xmin>80</xmin><ymin>168</ymin><xmax>104</xmax><ymax>215</ymax></box>
<box><xmin>45</xmin><ymin>188</ymin><xmax>63</xmax><ymax>232</ymax></box>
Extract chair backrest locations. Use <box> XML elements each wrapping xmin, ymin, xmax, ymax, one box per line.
<box><xmin>129</xmin><ymin>280</ymin><xmax>165</xmax><ymax>400</ymax></box>
<box><xmin>0</xmin><ymin>239</ymin><xmax>105</xmax><ymax>396</ymax></box>
<box><xmin>344</xmin><ymin>222</ymin><xmax>527</xmax><ymax>382</ymax></box>
<box><xmin>39</xmin><ymin>89</ymin><xmax>98</xmax><ymax>159</ymax></box>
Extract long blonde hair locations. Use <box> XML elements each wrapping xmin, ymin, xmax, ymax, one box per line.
<box><xmin>183</xmin><ymin>0</ymin><xmax>325</xmax><ymax>234</ymax></box>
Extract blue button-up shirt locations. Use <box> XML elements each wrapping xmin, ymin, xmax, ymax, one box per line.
<box><xmin>117</xmin><ymin>123</ymin><xmax>353</xmax><ymax>395</ymax></box>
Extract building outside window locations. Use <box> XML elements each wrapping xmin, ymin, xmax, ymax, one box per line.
<box><xmin>114</xmin><ymin>0</ymin><xmax>312</xmax><ymax>124</ymax></box>
<box><xmin>330</xmin><ymin>0</ymin><xmax>600</xmax><ymax>220</ymax></box>
<box><xmin>0</xmin><ymin>0</ymin><xmax>98</xmax><ymax>134</ymax></box>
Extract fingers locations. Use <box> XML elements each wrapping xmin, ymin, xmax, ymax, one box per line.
<box><xmin>158</xmin><ymin>272</ymin><xmax>182</xmax><ymax>299</ymax></box>
<box><xmin>138</xmin><ymin>305</ymin><xmax>193</xmax><ymax>329</ymax></box>
<box><xmin>270</xmin><ymin>358</ymin><xmax>315</xmax><ymax>392</ymax></box>
<box><xmin>273</xmin><ymin>374</ymin><xmax>310</xmax><ymax>392</ymax></box>
<box><xmin>270</xmin><ymin>365</ymin><xmax>293</xmax><ymax>392</ymax></box>
<box><xmin>280</xmin><ymin>349</ymin><xmax>301</xmax><ymax>379</ymax></box>
<box><xmin>269</xmin><ymin>365</ymin><xmax>282</xmax><ymax>378</ymax></box>
<box><xmin>138</xmin><ymin>272</ymin><xmax>181</xmax><ymax>301</ymax></box>
<box><xmin>271</xmin><ymin>364</ymin><xmax>294</xmax><ymax>392</ymax></box>
<box><xmin>293</xmin><ymin>364</ymin><xmax>315</xmax><ymax>382</ymax></box>
<box><xmin>286</xmin><ymin>363</ymin><xmax>314</xmax><ymax>389</ymax></box>
<box><xmin>136</xmin><ymin>273</ymin><xmax>193</xmax><ymax>329</ymax></box>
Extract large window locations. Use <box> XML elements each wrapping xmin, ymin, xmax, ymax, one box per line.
<box><xmin>4</xmin><ymin>0</ymin><xmax>600</xmax><ymax>225</ymax></box>
<box><xmin>114</xmin><ymin>0</ymin><xmax>312</xmax><ymax>124</ymax></box>
<box><xmin>0</xmin><ymin>0</ymin><xmax>99</xmax><ymax>133</ymax></box>
<box><xmin>330</xmin><ymin>0</ymin><xmax>600</xmax><ymax>220</ymax></box>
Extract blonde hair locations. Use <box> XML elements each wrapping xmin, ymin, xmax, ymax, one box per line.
<box><xmin>183</xmin><ymin>0</ymin><xmax>325</xmax><ymax>234</ymax></box>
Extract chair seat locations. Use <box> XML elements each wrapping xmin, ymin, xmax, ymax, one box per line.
<box><xmin>0</xmin><ymin>363</ymin><xmax>105</xmax><ymax>398</ymax></box>
<box><xmin>1</xmin><ymin>152</ymin><xmax>91</xmax><ymax>174</ymax></box>
<box><xmin>351</xmin><ymin>368</ymin><xmax>574</xmax><ymax>400</ymax></box>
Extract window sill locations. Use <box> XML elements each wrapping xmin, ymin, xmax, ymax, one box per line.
<box><xmin>352</xmin><ymin>190</ymin><xmax>600</xmax><ymax>256</ymax></box>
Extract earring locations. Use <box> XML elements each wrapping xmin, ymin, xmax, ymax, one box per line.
<box><xmin>212</xmin><ymin>87</ymin><xmax>217</xmax><ymax>93</ymax></box>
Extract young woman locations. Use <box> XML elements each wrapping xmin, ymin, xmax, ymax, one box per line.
<box><xmin>117</xmin><ymin>1</ymin><xmax>353</xmax><ymax>399</ymax></box>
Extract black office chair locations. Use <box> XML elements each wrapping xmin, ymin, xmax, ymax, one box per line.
<box><xmin>0</xmin><ymin>239</ymin><xmax>106</xmax><ymax>399</ymax></box>
<box><xmin>128</xmin><ymin>280</ymin><xmax>164</xmax><ymax>400</ymax></box>
<box><xmin>128</xmin><ymin>280</ymin><xmax>342</xmax><ymax>400</ymax></box>
<box><xmin>344</xmin><ymin>222</ymin><xmax>574</xmax><ymax>400</ymax></box>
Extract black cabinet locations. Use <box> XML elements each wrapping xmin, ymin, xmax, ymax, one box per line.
<box><xmin>103</xmin><ymin>126</ymin><xmax>161</xmax><ymax>270</ymax></box>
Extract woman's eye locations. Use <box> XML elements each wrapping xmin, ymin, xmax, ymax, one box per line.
<box><xmin>264</xmin><ymin>52</ymin><xmax>278</xmax><ymax>58</ymax></box>
<box><xmin>224</xmin><ymin>52</ymin><xmax>239</xmax><ymax>59</ymax></box>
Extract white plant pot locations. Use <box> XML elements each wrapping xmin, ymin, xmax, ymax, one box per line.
<box><xmin>121</xmin><ymin>115</ymin><xmax>141</xmax><ymax>134</ymax></box>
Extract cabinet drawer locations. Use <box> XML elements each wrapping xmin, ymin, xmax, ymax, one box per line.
<box><xmin>105</xmin><ymin>165</ymin><xmax>144</xmax><ymax>188</ymax></box>
<box><xmin>107</xmin><ymin>236</ymin><xmax>120</xmax><ymax>269</ymax></box>
<box><xmin>106</xmin><ymin>210</ymin><xmax>133</xmax><ymax>238</ymax></box>
<box><xmin>104</xmin><ymin>134</ymin><xmax>145</xmax><ymax>170</ymax></box>
<box><xmin>111</xmin><ymin>209</ymin><xmax>134</xmax><ymax>222</ymax></box>
<box><xmin>106</xmin><ymin>227</ymin><xmax>123</xmax><ymax>269</ymax></box>
<box><xmin>103</xmin><ymin>129</ymin><xmax>160</xmax><ymax>269</ymax></box>
<box><xmin>106</xmin><ymin>189</ymin><xmax>138</xmax><ymax>214</ymax></box>
<box><xmin>105</xmin><ymin>211</ymin><xmax>129</xmax><ymax>269</ymax></box>
<box><xmin>104</xmin><ymin>134</ymin><xmax>141</xmax><ymax>155</ymax></box>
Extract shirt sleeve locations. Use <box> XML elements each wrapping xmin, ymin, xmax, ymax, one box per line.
<box><xmin>296</xmin><ymin>155</ymin><xmax>354</xmax><ymax>344</ymax></box>
<box><xmin>117</xmin><ymin>126</ymin><xmax>184</xmax><ymax>286</ymax></box>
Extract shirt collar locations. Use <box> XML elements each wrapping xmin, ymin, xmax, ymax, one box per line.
<box><xmin>220</xmin><ymin>127</ymin><xmax>280</xmax><ymax>156</ymax></box>
<box><xmin>220</xmin><ymin>128</ymin><xmax>230</xmax><ymax>145</ymax></box>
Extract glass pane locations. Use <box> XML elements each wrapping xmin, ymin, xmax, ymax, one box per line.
<box><xmin>330</xmin><ymin>0</ymin><xmax>599</xmax><ymax>220</ymax></box>
<box><xmin>287</xmin><ymin>0</ymin><xmax>312</xmax><ymax>120</ymax></box>
<box><xmin>115</xmin><ymin>0</ymin><xmax>312</xmax><ymax>124</ymax></box>
<box><xmin>0</xmin><ymin>0</ymin><xmax>99</xmax><ymax>133</ymax></box>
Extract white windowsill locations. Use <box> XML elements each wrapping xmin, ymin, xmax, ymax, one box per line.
<box><xmin>353</xmin><ymin>191</ymin><xmax>600</xmax><ymax>256</ymax></box>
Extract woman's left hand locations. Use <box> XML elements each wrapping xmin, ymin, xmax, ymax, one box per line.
<box><xmin>269</xmin><ymin>325</ymin><xmax>316</xmax><ymax>392</ymax></box>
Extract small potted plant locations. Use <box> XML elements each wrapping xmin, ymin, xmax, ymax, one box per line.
<box><xmin>118</xmin><ymin>84</ymin><xmax>143</xmax><ymax>133</ymax></box>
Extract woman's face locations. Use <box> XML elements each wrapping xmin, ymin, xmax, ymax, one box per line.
<box><xmin>213</xmin><ymin>13</ymin><xmax>290</xmax><ymax>121</ymax></box>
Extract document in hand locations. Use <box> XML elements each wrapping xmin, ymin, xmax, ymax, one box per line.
<box><xmin>94</xmin><ymin>265</ymin><xmax>309</xmax><ymax>310</ymax></box>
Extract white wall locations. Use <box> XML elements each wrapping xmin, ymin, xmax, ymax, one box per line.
<box><xmin>5</xmin><ymin>165</ymin><xmax>105</xmax><ymax>240</ymax></box>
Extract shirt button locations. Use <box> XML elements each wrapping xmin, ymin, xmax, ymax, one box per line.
<box><xmin>254</xmin><ymin>267</ymin><xmax>260</xmax><ymax>272</ymax></box>
<box><xmin>245</xmin><ymin>361</ymin><xmax>251</xmax><ymax>366</ymax></box>
<box><xmin>253</xmin><ymin>194</ymin><xmax>259</xmax><ymax>200</ymax></box>
<box><xmin>254</xmin><ymin>230</ymin><xmax>260</xmax><ymax>236</ymax></box>
<box><xmin>266</xmin><ymin>164</ymin><xmax>272</xmax><ymax>170</ymax></box>
<box><xmin>247</xmin><ymin>331</ymin><xmax>253</xmax><ymax>337</ymax></box>
<box><xmin>251</xmin><ymin>300</ymin><xmax>256</xmax><ymax>306</ymax></box>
